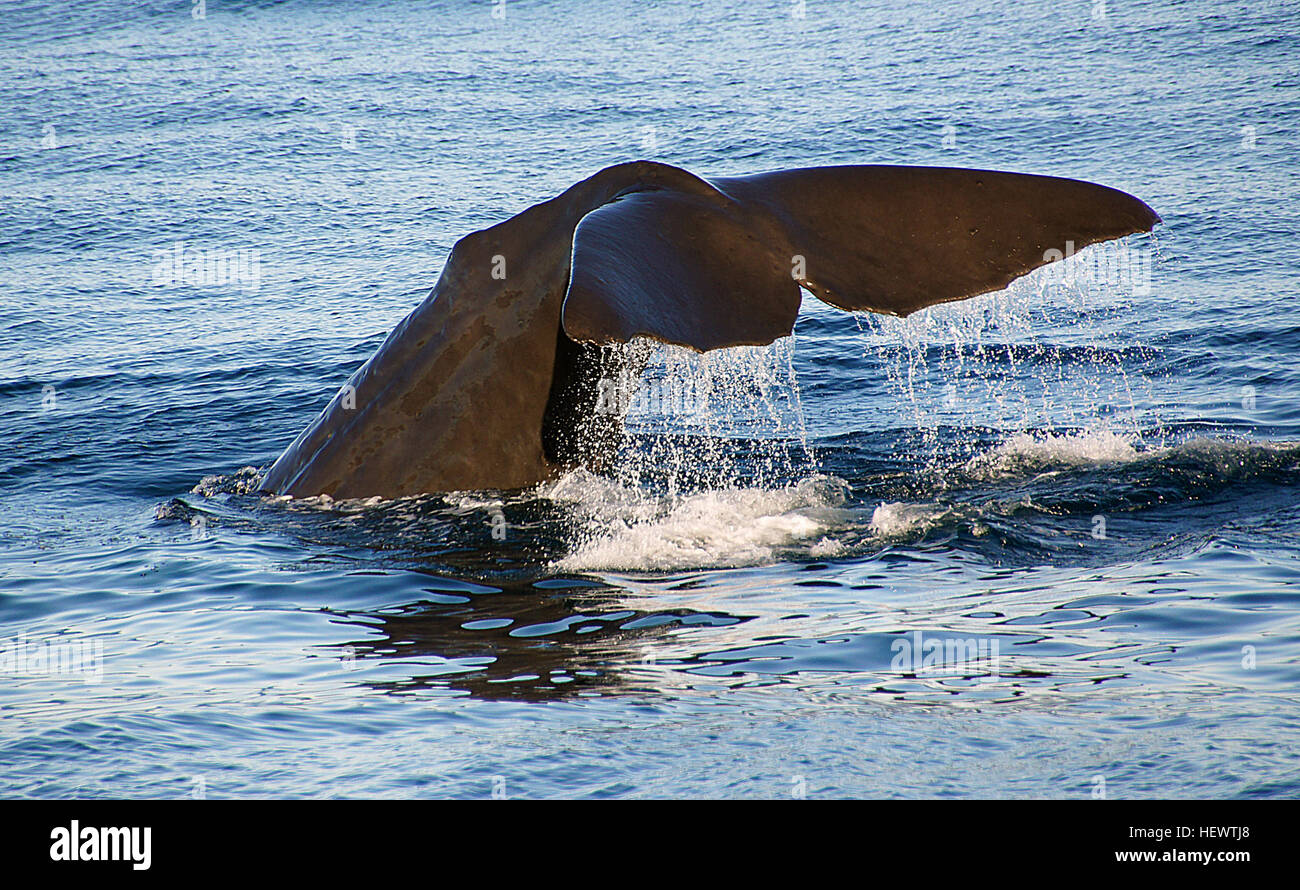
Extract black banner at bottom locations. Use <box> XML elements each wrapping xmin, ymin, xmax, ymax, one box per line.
<box><xmin>0</xmin><ymin>799</ymin><xmax>1282</xmax><ymax>877</ymax></box>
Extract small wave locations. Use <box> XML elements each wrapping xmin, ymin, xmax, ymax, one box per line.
<box><xmin>963</xmin><ymin>429</ymin><xmax>1146</xmax><ymax>480</ymax></box>
<box><xmin>548</xmin><ymin>470</ymin><xmax>850</xmax><ymax>572</ymax></box>
<box><xmin>441</xmin><ymin>493</ymin><xmax>506</xmax><ymax>511</ymax></box>
<box><xmin>868</xmin><ymin>501</ymin><xmax>954</xmax><ymax>540</ymax></box>
<box><xmin>191</xmin><ymin>466</ymin><xmax>263</xmax><ymax>496</ymax></box>
<box><xmin>180</xmin><ymin>434</ymin><xmax>1297</xmax><ymax>570</ymax></box>
<box><xmin>962</xmin><ymin>430</ymin><xmax>1300</xmax><ymax>484</ymax></box>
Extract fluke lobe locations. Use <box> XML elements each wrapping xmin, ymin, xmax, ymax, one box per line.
<box><xmin>259</xmin><ymin>160</ymin><xmax>1160</xmax><ymax>499</ymax></box>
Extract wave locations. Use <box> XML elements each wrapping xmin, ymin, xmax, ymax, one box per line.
<box><xmin>177</xmin><ymin>430</ymin><xmax>1300</xmax><ymax>574</ymax></box>
<box><xmin>960</xmin><ymin>429</ymin><xmax>1300</xmax><ymax>483</ymax></box>
<box><xmin>868</xmin><ymin>500</ymin><xmax>961</xmax><ymax>541</ymax></box>
<box><xmin>547</xmin><ymin>470</ymin><xmax>851</xmax><ymax>572</ymax></box>
<box><xmin>962</xmin><ymin>429</ymin><xmax>1146</xmax><ymax>479</ymax></box>
<box><xmin>549</xmin><ymin>432</ymin><xmax>1300</xmax><ymax>572</ymax></box>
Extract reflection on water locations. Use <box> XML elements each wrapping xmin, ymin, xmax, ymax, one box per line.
<box><xmin>326</xmin><ymin>577</ymin><xmax>749</xmax><ymax>700</ymax></box>
<box><xmin>148</xmin><ymin>426</ymin><xmax>1300</xmax><ymax>710</ymax></box>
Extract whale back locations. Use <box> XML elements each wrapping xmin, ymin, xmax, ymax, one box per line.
<box><xmin>259</xmin><ymin>163</ymin><xmax>706</xmax><ymax>498</ymax></box>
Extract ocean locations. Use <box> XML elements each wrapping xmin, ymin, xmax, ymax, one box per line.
<box><xmin>2</xmin><ymin>0</ymin><xmax>1299</xmax><ymax>798</ymax></box>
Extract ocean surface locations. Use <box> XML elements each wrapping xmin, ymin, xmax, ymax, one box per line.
<box><xmin>2</xmin><ymin>0</ymin><xmax>1299</xmax><ymax>798</ymax></box>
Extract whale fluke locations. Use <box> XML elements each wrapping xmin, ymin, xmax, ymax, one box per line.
<box><xmin>259</xmin><ymin>161</ymin><xmax>1159</xmax><ymax>499</ymax></box>
<box><xmin>563</xmin><ymin>165</ymin><xmax>1160</xmax><ymax>350</ymax></box>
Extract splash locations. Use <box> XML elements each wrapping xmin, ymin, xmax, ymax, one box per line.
<box><xmin>612</xmin><ymin>337</ymin><xmax>814</xmax><ymax>493</ymax></box>
<box><xmin>548</xmin><ymin>470</ymin><xmax>850</xmax><ymax>571</ymax></box>
<box><xmin>850</xmin><ymin>236</ymin><xmax>1167</xmax><ymax>464</ymax></box>
<box><xmin>868</xmin><ymin>500</ymin><xmax>954</xmax><ymax>540</ymax></box>
<box><xmin>963</xmin><ymin>429</ymin><xmax>1144</xmax><ymax>480</ymax></box>
<box><xmin>545</xmin><ymin>337</ymin><xmax>840</xmax><ymax>571</ymax></box>
<box><xmin>191</xmin><ymin>466</ymin><xmax>263</xmax><ymax>496</ymax></box>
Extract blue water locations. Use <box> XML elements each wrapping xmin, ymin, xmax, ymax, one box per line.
<box><xmin>3</xmin><ymin>0</ymin><xmax>1299</xmax><ymax>798</ymax></box>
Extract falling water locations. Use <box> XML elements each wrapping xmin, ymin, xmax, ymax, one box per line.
<box><xmin>548</xmin><ymin>237</ymin><xmax>1172</xmax><ymax>570</ymax></box>
<box><xmin>853</xmin><ymin>235</ymin><xmax>1169</xmax><ymax>469</ymax></box>
<box><xmin>615</xmin><ymin>335</ymin><xmax>815</xmax><ymax>493</ymax></box>
<box><xmin>546</xmin><ymin>334</ymin><xmax>851</xmax><ymax>571</ymax></box>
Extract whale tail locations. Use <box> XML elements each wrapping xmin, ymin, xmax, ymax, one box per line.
<box><xmin>261</xmin><ymin>162</ymin><xmax>1161</xmax><ymax>498</ymax></box>
<box><xmin>562</xmin><ymin>164</ymin><xmax>1161</xmax><ymax>351</ymax></box>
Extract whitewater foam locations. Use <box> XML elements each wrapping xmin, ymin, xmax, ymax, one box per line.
<box><xmin>548</xmin><ymin>471</ymin><xmax>850</xmax><ymax>572</ymax></box>
<box><xmin>963</xmin><ymin>429</ymin><xmax>1145</xmax><ymax>479</ymax></box>
<box><xmin>191</xmin><ymin>466</ymin><xmax>263</xmax><ymax>496</ymax></box>
<box><xmin>868</xmin><ymin>501</ymin><xmax>953</xmax><ymax>540</ymax></box>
